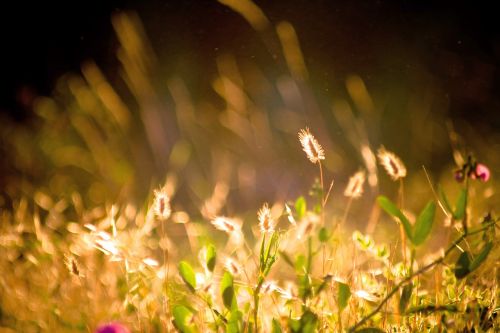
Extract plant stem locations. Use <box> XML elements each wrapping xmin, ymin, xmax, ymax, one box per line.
<box><xmin>253</xmin><ymin>277</ymin><xmax>264</xmax><ymax>333</ymax></box>
<box><xmin>398</xmin><ymin>179</ymin><xmax>407</xmax><ymax>267</ymax></box>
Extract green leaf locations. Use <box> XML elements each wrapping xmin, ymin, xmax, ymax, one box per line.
<box><xmin>295</xmin><ymin>254</ymin><xmax>306</xmax><ymax>273</ymax></box>
<box><xmin>453</xmin><ymin>188</ymin><xmax>467</xmax><ymax>220</ymax></box>
<box><xmin>337</xmin><ymin>282</ymin><xmax>351</xmax><ymax>311</ymax></box>
<box><xmin>437</xmin><ymin>186</ymin><xmax>453</xmax><ymax>214</ymax></box>
<box><xmin>377</xmin><ymin>196</ymin><xmax>413</xmax><ymax>242</ymax></box>
<box><xmin>454</xmin><ymin>251</ymin><xmax>471</xmax><ymax>279</ymax></box>
<box><xmin>280</xmin><ymin>251</ymin><xmax>294</xmax><ymax>268</ymax></box>
<box><xmin>205</xmin><ymin>244</ymin><xmax>216</xmax><ymax>272</ymax></box>
<box><xmin>226</xmin><ymin>309</ymin><xmax>242</xmax><ymax>333</ymax></box>
<box><xmin>354</xmin><ymin>328</ymin><xmax>385</xmax><ymax>333</ymax></box>
<box><xmin>412</xmin><ymin>201</ymin><xmax>436</xmax><ymax>245</ymax></box>
<box><xmin>262</xmin><ymin>232</ymin><xmax>280</xmax><ymax>276</ymax></box>
<box><xmin>259</xmin><ymin>234</ymin><xmax>266</xmax><ymax>270</ymax></box>
<box><xmin>271</xmin><ymin>318</ymin><xmax>283</xmax><ymax>333</ymax></box>
<box><xmin>399</xmin><ymin>283</ymin><xmax>413</xmax><ymax>314</ymax></box>
<box><xmin>469</xmin><ymin>242</ymin><xmax>493</xmax><ymax>272</ymax></box>
<box><xmin>295</xmin><ymin>196</ymin><xmax>307</xmax><ymax>219</ymax></box>
<box><xmin>221</xmin><ymin>271</ymin><xmax>237</xmax><ymax>310</ymax></box>
<box><xmin>292</xmin><ymin>310</ymin><xmax>317</xmax><ymax>333</ymax></box>
<box><xmin>172</xmin><ymin>305</ymin><xmax>197</xmax><ymax>333</ymax></box>
<box><xmin>315</xmin><ymin>275</ymin><xmax>332</xmax><ymax>295</ymax></box>
<box><xmin>319</xmin><ymin>227</ymin><xmax>330</xmax><ymax>243</ymax></box>
<box><xmin>178</xmin><ymin>261</ymin><xmax>196</xmax><ymax>292</ymax></box>
<box><xmin>298</xmin><ymin>274</ymin><xmax>312</xmax><ymax>300</ymax></box>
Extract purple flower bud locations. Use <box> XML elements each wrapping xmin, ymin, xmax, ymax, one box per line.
<box><xmin>454</xmin><ymin>169</ymin><xmax>465</xmax><ymax>183</ymax></box>
<box><xmin>473</xmin><ymin>163</ymin><xmax>490</xmax><ymax>182</ymax></box>
<box><xmin>95</xmin><ymin>322</ymin><xmax>130</xmax><ymax>333</ymax></box>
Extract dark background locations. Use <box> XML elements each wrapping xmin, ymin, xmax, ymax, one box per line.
<box><xmin>1</xmin><ymin>1</ymin><xmax>499</xmax><ymax>128</ymax></box>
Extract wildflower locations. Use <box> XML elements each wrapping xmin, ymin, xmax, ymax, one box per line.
<box><xmin>472</xmin><ymin>163</ymin><xmax>490</xmax><ymax>182</ymax></box>
<box><xmin>95</xmin><ymin>322</ymin><xmax>130</xmax><ymax>333</ymax></box>
<box><xmin>344</xmin><ymin>170</ymin><xmax>366</xmax><ymax>198</ymax></box>
<box><xmin>258</xmin><ymin>203</ymin><xmax>275</xmax><ymax>233</ymax></box>
<box><xmin>377</xmin><ymin>147</ymin><xmax>406</xmax><ymax>180</ymax></box>
<box><xmin>211</xmin><ymin>216</ymin><xmax>241</xmax><ymax>234</ymax></box>
<box><xmin>153</xmin><ymin>188</ymin><xmax>171</xmax><ymax>220</ymax></box>
<box><xmin>454</xmin><ymin>169</ymin><xmax>465</xmax><ymax>183</ymax></box>
<box><xmin>224</xmin><ymin>257</ymin><xmax>243</xmax><ymax>276</ymax></box>
<box><xmin>298</xmin><ymin>128</ymin><xmax>325</xmax><ymax>164</ymax></box>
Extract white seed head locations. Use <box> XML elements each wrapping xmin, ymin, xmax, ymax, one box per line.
<box><xmin>298</xmin><ymin>128</ymin><xmax>325</xmax><ymax>164</ymax></box>
<box><xmin>344</xmin><ymin>170</ymin><xmax>366</xmax><ymax>198</ymax></box>
<box><xmin>153</xmin><ymin>188</ymin><xmax>171</xmax><ymax>220</ymax></box>
<box><xmin>211</xmin><ymin>216</ymin><xmax>241</xmax><ymax>234</ymax></box>
<box><xmin>377</xmin><ymin>147</ymin><xmax>407</xmax><ymax>181</ymax></box>
<box><xmin>258</xmin><ymin>203</ymin><xmax>275</xmax><ymax>233</ymax></box>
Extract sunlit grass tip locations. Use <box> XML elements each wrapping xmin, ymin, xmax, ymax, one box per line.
<box><xmin>377</xmin><ymin>146</ymin><xmax>407</xmax><ymax>181</ymax></box>
<box><xmin>153</xmin><ymin>188</ymin><xmax>171</xmax><ymax>220</ymax></box>
<box><xmin>298</xmin><ymin>127</ymin><xmax>325</xmax><ymax>164</ymax></box>
<box><xmin>344</xmin><ymin>170</ymin><xmax>366</xmax><ymax>198</ymax></box>
<box><xmin>224</xmin><ymin>257</ymin><xmax>243</xmax><ymax>276</ymax></box>
<box><xmin>211</xmin><ymin>216</ymin><xmax>241</xmax><ymax>234</ymax></box>
<box><xmin>258</xmin><ymin>202</ymin><xmax>275</xmax><ymax>233</ymax></box>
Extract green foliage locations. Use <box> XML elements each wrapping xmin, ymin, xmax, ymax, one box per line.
<box><xmin>259</xmin><ymin>232</ymin><xmax>280</xmax><ymax>277</ymax></box>
<box><xmin>337</xmin><ymin>281</ymin><xmax>351</xmax><ymax>311</ymax></box>
<box><xmin>438</xmin><ymin>186</ymin><xmax>453</xmax><ymax>215</ymax></box>
<box><xmin>288</xmin><ymin>309</ymin><xmax>318</xmax><ymax>333</ymax></box>
<box><xmin>295</xmin><ymin>196</ymin><xmax>307</xmax><ymax>220</ymax></box>
<box><xmin>221</xmin><ymin>271</ymin><xmax>237</xmax><ymax>310</ymax></box>
<box><xmin>377</xmin><ymin>196</ymin><xmax>436</xmax><ymax>246</ymax></box>
<box><xmin>377</xmin><ymin>196</ymin><xmax>413</xmax><ymax>243</ymax></box>
<box><xmin>173</xmin><ymin>305</ymin><xmax>198</xmax><ymax>333</ymax></box>
<box><xmin>455</xmin><ymin>241</ymin><xmax>493</xmax><ymax>279</ymax></box>
<box><xmin>226</xmin><ymin>309</ymin><xmax>243</xmax><ymax>333</ymax></box>
<box><xmin>179</xmin><ymin>261</ymin><xmax>197</xmax><ymax>292</ymax></box>
<box><xmin>413</xmin><ymin>201</ymin><xmax>436</xmax><ymax>245</ymax></box>
<box><xmin>205</xmin><ymin>244</ymin><xmax>217</xmax><ymax>272</ymax></box>
<box><xmin>454</xmin><ymin>252</ymin><xmax>471</xmax><ymax>279</ymax></box>
<box><xmin>271</xmin><ymin>318</ymin><xmax>283</xmax><ymax>333</ymax></box>
<box><xmin>399</xmin><ymin>283</ymin><xmax>413</xmax><ymax>314</ymax></box>
<box><xmin>318</xmin><ymin>227</ymin><xmax>330</xmax><ymax>243</ymax></box>
<box><xmin>454</xmin><ymin>188</ymin><xmax>467</xmax><ymax>220</ymax></box>
<box><xmin>469</xmin><ymin>242</ymin><xmax>493</xmax><ymax>271</ymax></box>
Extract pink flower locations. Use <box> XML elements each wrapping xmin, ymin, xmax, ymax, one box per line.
<box><xmin>95</xmin><ymin>322</ymin><xmax>130</xmax><ymax>333</ymax></box>
<box><xmin>472</xmin><ymin>163</ymin><xmax>490</xmax><ymax>182</ymax></box>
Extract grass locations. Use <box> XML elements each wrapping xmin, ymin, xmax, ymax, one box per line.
<box><xmin>0</xmin><ymin>3</ymin><xmax>498</xmax><ymax>332</ymax></box>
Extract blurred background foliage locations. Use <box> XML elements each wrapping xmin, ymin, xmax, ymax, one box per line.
<box><xmin>0</xmin><ymin>0</ymin><xmax>498</xmax><ymax>228</ymax></box>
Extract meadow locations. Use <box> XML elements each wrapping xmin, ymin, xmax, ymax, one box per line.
<box><xmin>0</xmin><ymin>2</ymin><xmax>498</xmax><ymax>332</ymax></box>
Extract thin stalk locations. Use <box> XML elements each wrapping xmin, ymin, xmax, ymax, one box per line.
<box><xmin>161</xmin><ymin>221</ymin><xmax>171</xmax><ymax>332</ymax></box>
<box><xmin>253</xmin><ymin>277</ymin><xmax>264</xmax><ymax>333</ymax></box>
<box><xmin>398</xmin><ymin>179</ymin><xmax>407</xmax><ymax>266</ymax></box>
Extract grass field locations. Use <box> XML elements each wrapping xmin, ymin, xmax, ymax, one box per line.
<box><xmin>0</xmin><ymin>2</ymin><xmax>498</xmax><ymax>332</ymax></box>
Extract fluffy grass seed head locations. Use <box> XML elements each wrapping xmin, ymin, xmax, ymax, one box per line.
<box><xmin>211</xmin><ymin>216</ymin><xmax>241</xmax><ymax>234</ymax></box>
<box><xmin>153</xmin><ymin>188</ymin><xmax>171</xmax><ymax>220</ymax></box>
<box><xmin>224</xmin><ymin>257</ymin><xmax>243</xmax><ymax>277</ymax></box>
<box><xmin>344</xmin><ymin>170</ymin><xmax>366</xmax><ymax>198</ymax></box>
<box><xmin>377</xmin><ymin>147</ymin><xmax>406</xmax><ymax>181</ymax></box>
<box><xmin>258</xmin><ymin>203</ymin><xmax>275</xmax><ymax>233</ymax></box>
<box><xmin>298</xmin><ymin>128</ymin><xmax>325</xmax><ymax>164</ymax></box>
